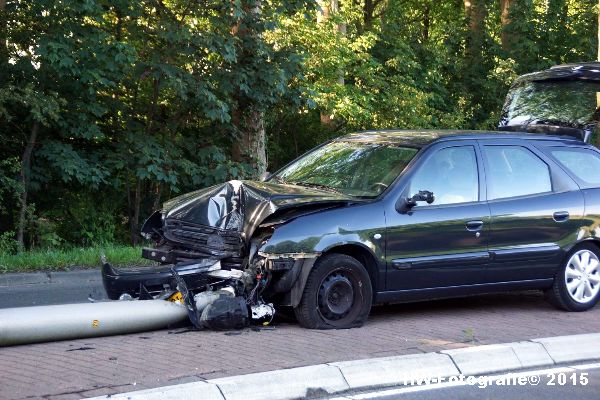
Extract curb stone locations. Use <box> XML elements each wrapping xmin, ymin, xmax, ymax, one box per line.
<box><xmin>85</xmin><ymin>332</ymin><xmax>600</xmax><ymax>400</ymax></box>
<box><xmin>209</xmin><ymin>364</ymin><xmax>349</xmax><ymax>400</ymax></box>
<box><xmin>441</xmin><ymin>341</ymin><xmax>554</xmax><ymax>375</ymax></box>
<box><xmin>48</xmin><ymin>269</ymin><xmax>101</xmax><ymax>284</ymax></box>
<box><xmin>0</xmin><ymin>269</ymin><xmax>101</xmax><ymax>288</ymax></box>
<box><xmin>85</xmin><ymin>381</ymin><xmax>225</xmax><ymax>400</ymax></box>
<box><xmin>0</xmin><ymin>272</ymin><xmax>50</xmax><ymax>287</ymax></box>
<box><xmin>330</xmin><ymin>352</ymin><xmax>458</xmax><ymax>389</ymax></box>
<box><xmin>533</xmin><ymin>333</ymin><xmax>600</xmax><ymax>363</ymax></box>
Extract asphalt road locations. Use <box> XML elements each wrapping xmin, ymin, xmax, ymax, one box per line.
<box><xmin>0</xmin><ymin>269</ymin><xmax>107</xmax><ymax>308</ymax></box>
<box><xmin>346</xmin><ymin>365</ymin><xmax>600</xmax><ymax>400</ymax></box>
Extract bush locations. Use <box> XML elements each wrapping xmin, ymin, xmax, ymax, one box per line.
<box><xmin>0</xmin><ymin>231</ymin><xmax>18</xmax><ymax>255</ymax></box>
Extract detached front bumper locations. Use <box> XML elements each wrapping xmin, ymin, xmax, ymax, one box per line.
<box><xmin>101</xmin><ymin>259</ymin><xmax>219</xmax><ymax>300</ymax></box>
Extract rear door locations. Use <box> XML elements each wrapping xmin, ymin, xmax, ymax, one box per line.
<box><xmin>480</xmin><ymin>139</ymin><xmax>584</xmax><ymax>283</ymax></box>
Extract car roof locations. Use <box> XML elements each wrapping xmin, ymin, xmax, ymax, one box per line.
<box><xmin>512</xmin><ymin>62</ymin><xmax>600</xmax><ymax>86</ymax></box>
<box><xmin>336</xmin><ymin>129</ymin><xmax>586</xmax><ymax>148</ymax></box>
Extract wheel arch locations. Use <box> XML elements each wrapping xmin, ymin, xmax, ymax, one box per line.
<box><xmin>287</xmin><ymin>243</ymin><xmax>381</xmax><ymax>308</ymax></box>
<box><xmin>582</xmin><ymin>238</ymin><xmax>600</xmax><ymax>254</ymax></box>
<box><xmin>566</xmin><ymin>238</ymin><xmax>600</xmax><ymax>255</ymax></box>
<box><xmin>321</xmin><ymin>243</ymin><xmax>380</xmax><ymax>296</ymax></box>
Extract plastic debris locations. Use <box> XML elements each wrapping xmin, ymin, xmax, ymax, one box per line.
<box><xmin>200</xmin><ymin>295</ymin><xmax>249</xmax><ymax>330</ymax></box>
<box><xmin>250</xmin><ymin>303</ymin><xmax>275</xmax><ymax>325</ymax></box>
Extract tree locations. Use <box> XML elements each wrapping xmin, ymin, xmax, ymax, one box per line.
<box><xmin>1</xmin><ymin>0</ymin><xmax>598</xmax><ymax>252</ymax></box>
<box><xmin>226</xmin><ymin>0</ymin><xmax>311</xmax><ymax>176</ymax></box>
<box><xmin>500</xmin><ymin>0</ymin><xmax>514</xmax><ymax>51</ymax></box>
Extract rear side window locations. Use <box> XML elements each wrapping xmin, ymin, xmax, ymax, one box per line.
<box><xmin>550</xmin><ymin>147</ymin><xmax>600</xmax><ymax>186</ymax></box>
<box><xmin>483</xmin><ymin>146</ymin><xmax>552</xmax><ymax>200</ymax></box>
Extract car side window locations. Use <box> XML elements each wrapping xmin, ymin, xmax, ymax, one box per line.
<box><xmin>550</xmin><ymin>147</ymin><xmax>600</xmax><ymax>186</ymax></box>
<box><xmin>408</xmin><ymin>146</ymin><xmax>479</xmax><ymax>206</ymax></box>
<box><xmin>483</xmin><ymin>145</ymin><xmax>552</xmax><ymax>200</ymax></box>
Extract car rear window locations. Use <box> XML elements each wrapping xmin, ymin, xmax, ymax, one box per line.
<box><xmin>550</xmin><ymin>147</ymin><xmax>600</xmax><ymax>186</ymax></box>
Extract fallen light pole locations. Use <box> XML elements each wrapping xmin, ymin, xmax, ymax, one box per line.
<box><xmin>0</xmin><ymin>300</ymin><xmax>188</xmax><ymax>346</ymax></box>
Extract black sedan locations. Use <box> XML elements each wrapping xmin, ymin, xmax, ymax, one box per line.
<box><xmin>103</xmin><ymin>130</ymin><xmax>600</xmax><ymax>329</ymax></box>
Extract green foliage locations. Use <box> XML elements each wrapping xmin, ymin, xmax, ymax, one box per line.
<box><xmin>0</xmin><ymin>231</ymin><xmax>18</xmax><ymax>255</ymax></box>
<box><xmin>0</xmin><ymin>158</ymin><xmax>21</xmax><ymax>215</ymax></box>
<box><xmin>0</xmin><ymin>0</ymin><xmax>597</xmax><ymax>253</ymax></box>
<box><xmin>0</xmin><ymin>245</ymin><xmax>154</xmax><ymax>273</ymax></box>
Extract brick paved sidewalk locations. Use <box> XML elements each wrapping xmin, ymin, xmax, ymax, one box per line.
<box><xmin>2</xmin><ymin>291</ymin><xmax>599</xmax><ymax>400</ymax></box>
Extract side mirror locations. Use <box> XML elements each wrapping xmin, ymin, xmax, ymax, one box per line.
<box><xmin>260</xmin><ymin>171</ymin><xmax>272</xmax><ymax>182</ymax></box>
<box><xmin>398</xmin><ymin>190</ymin><xmax>435</xmax><ymax>212</ymax></box>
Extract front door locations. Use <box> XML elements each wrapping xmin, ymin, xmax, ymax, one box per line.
<box><xmin>385</xmin><ymin>142</ymin><xmax>491</xmax><ymax>291</ymax></box>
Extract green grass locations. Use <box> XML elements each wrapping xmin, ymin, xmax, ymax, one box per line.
<box><xmin>0</xmin><ymin>245</ymin><xmax>155</xmax><ymax>273</ymax></box>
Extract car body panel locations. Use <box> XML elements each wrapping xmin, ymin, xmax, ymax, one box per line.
<box><xmin>484</xmin><ymin>190</ymin><xmax>584</xmax><ymax>282</ymax></box>
<box><xmin>477</xmin><ymin>138</ymin><xmax>586</xmax><ymax>283</ymax></box>
<box><xmin>104</xmin><ymin>130</ymin><xmax>600</xmax><ymax>312</ymax></box>
<box><xmin>259</xmin><ymin>202</ymin><xmax>387</xmax><ymax>290</ymax></box>
<box><xmin>383</xmin><ymin>140</ymin><xmax>492</xmax><ymax>291</ymax></box>
<box><xmin>163</xmin><ymin>179</ymin><xmax>360</xmax><ymax>240</ymax></box>
<box><xmin>498</xmin><ymin>62</ymin><xmax>600</xmax><ymax>142</ymax></box>
<box><xmin>580</xmin><ymin>188</ymin><xmax>600</xmax><ymax>242</ymax></box>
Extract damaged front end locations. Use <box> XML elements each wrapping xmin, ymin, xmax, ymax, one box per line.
<box><xmin>102</xmin><ymin>179</ymin><xmax>355</xmax><ymax>329</ymax></box>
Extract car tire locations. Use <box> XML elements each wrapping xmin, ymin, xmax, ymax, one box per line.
<box><xmin>294</xmin><ymin>253</ymin><xmax>372</xmax><ymax>329</ymax></box>
<box><xmin>547</xmin><ymin>243</ymin><xmax>600</xmax><ymax>311</ymax></box>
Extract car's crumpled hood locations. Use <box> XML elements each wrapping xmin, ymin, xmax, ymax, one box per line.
<box><xmin>162</xmin><ymin>180</ymin><xmax>359</xmax><ymax>239</ymax></box>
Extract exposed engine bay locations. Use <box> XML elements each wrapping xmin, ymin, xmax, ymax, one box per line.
<box><xmin>101</xmin><ymin>179</ymin><xmax>357</xmax><ymax>330</ymax></box>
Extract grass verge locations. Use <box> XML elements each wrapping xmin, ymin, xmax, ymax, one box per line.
<box><xmin>0</xmin><ymin>245</ymin><xmax>155</xmax><ymax>273</ymax></box>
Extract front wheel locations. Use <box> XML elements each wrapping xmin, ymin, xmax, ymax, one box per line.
<box><xmin>547</xmin><ymin>243</ymin><xmax>600</xmax><ymax>311</ymax></box>
<box><xmin>294</xmin><ymin>253</ymin><xmax>372</xmax><ymax>329</ymax></box>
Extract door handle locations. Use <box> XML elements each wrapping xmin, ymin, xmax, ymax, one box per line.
<box><xmin>466</xmin><ymin>220</ymin><xmax>484</xmax><ymax>232</ymax></box>
<box><xmin>553</xmin><ymin>211</ymin><xmax>569</xmax><ymax>223</ymax></box>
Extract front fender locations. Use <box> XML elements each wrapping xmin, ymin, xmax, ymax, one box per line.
<box><xmin>259</xmin><ymin>202</ymin><xmax>385</xmax><ymax>259</ymax></box>
<box><xmin>258</xmin><ymin>203</ymin><xmax>386</xmax><ymax>306</ymax></box>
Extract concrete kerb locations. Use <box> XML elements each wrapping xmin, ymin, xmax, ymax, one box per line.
<box><xmin>441</xmin><ymin>340</ymin><xmax>555</xmax><ymax>375</ymax></box>
<box><xmin>0</xmin><ymin>269</ymin><xmax>101</xmax><ymax>287</ymax></box>
<box><xmin>0</xmin><ymin>272</ymin><xmax>51</xmax><ymax>287</ymax></box>
<box><xmin>85</xmin><ymin>332</ymin><xmax>600</xmax><ymax>400</ymax></box>
<box><xmin>86</xmin><ymin>381</ymin><xmax>226</xmax><ymax>400</ymax></box>
<box><xmin>209</xmin><ymin>364</ymin><xmax>350</xmax><ymax>400</ymax></box>
<box><xmin>330</xmin><ymin>352</ymin><xmax>459</xmax><ymax>390</ymax></box>
<box><xmin>532</xmin><ymin>332</ymin><xmax>600</xmax><ymax>363</ymax></box>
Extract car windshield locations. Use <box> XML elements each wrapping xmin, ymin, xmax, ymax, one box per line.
<box><xmin>500</xmin><ymin>80</ymin><xmax>600</xmax><ymax>129</ymax></box>
<box><xmin>272</xmin><ymin>141</ymin><xmax>419</xmax><ymax>198</ymax></box>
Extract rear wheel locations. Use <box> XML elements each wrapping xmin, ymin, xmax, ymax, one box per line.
<box><xmin>294</xmin><ymin>253</ymin><xmax>372</xmax><ymax>329</ymax></box>
<box><xmin>547</xmin><ymin>243</ymin><xmax>600</xmax><ymax>311</ymax></box>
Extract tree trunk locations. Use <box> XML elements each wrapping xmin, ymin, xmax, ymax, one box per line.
<box><xmin>231</xmin><ymin>107</ymin><xmax>267</xmax><ymax>176</ymax></box>
<box><xmin>16</xmin><ymin>121</ymin><xmax>40</xmax><ymax>252</ymax></box>
<box><xmin>230</xmin><ymin>0</ymin><xmax>268</xmax><ymax>177</ymax></box>
<box><xmin>361</xmin><ymin>0</ymin><xmax>384</xmax><ymax>32</ymax></box>
<box><xmin>0</xmin><ymin>0</ymin><xmax>7</xmax><ymax>81</ymax></box>
<box><xmin>363</xmin><ymin>0</ymin><xmax>374</xmax><ymax>31</ymax></box>
<box><xmin>153</xmin><ymin>182</ymin><xmax>162</xmax><ymax>211</ymax></box>
<box><xmin>500</xmin><ymin>0</ymin><xmax>514</xmax><ymax>51</ymax></box>
<box><xmin>130</xmin><ymin>178</ymin><xmax>141</xmax><ymax>245</ymax></box>
<box><xmin>317</xmin><ymin>0</ymin><xmax>344</xmax><ymax>127</ymax></box>
<box><xmin>464</xmin><ymin>0</ymin><xmax>487</xmax><ymax>58</ymax></box>
<box><xmin>423</xmin><ymin>3</ymin><xmax>430</xmax><ymax>42</ymax></box>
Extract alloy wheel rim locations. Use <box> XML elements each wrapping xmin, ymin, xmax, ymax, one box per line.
<box><xmin>565</xmin><ymin>249</ymin><xmax>600</xmax><ymax>304</ymax></box>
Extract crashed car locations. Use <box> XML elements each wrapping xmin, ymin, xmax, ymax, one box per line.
<box><xmin>103</xmin><ymin>126</ymin><xmax>600</xmax><ymax>330</ymax></box>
